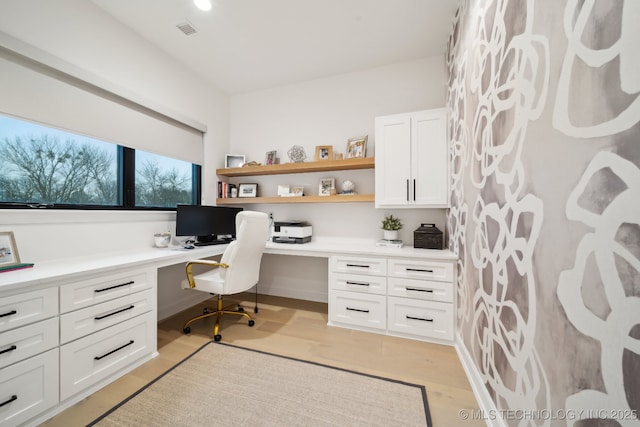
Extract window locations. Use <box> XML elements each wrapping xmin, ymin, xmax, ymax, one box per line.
<box><xmin>0</xmin><ymin>114</ymin><xmax>200</xmax><ymax>209</ymax></box>
<box><xmin>135</xmin><ymin>150</ymin><xmax>195</xmax><ymax>207</ymax></box>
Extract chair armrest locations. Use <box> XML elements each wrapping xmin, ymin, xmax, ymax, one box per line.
<box><xmin>185</xmin><ymin>260</ymin><xmax>230</xmax><ymax>289</ymax></box>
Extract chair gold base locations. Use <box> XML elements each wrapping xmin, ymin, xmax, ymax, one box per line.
<box><xmin>182</xmin><ymin>295</ymin><xmax>254</xmax><ymax>341</ymax></box>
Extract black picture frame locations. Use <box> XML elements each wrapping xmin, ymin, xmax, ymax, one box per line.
<box><xmin>238</xmin><ymin>183</ymin><xmax>258</xmax><ymax>197</ymax></box>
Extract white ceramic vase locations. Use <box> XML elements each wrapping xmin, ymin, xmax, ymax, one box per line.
<box><xmin>383</xmin><ymin>230</ymin><xmax>398</xmax><ymax>241</ymax></box>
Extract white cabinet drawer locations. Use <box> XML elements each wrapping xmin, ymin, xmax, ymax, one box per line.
<box><xmin>60</xmin><ymin>269</ymin><xmax>151</xmax><ymax>313</ymax></box>
<box><xmin>0</xmin><ymin>317</ymin><xmax>59</xmax><ymax>369</ymax></box>
<box><xmin>388</xmin><ymin>258</ymin><xmax>453</xmax><ymax>282</ymax></box>
<box><xmin>388</xmin><ymin>296</ymin><xmax>453</xmax><ymax>341</ymax></box>
<box><xmin>0</xmin><ymin>287</ymin><xmax>58</xmax><ymax>333</ymax></box>
<box><xmin>60</xmin><ymin>311</ymin><xmax>155</xmax><ymax>401</ymax></box>
<box><xmin>387</xmin><ymin>277</ymin><xmax>453</xmax><ymax>303</ymax></box>
<box><xmin>330</xmin><ymin>272</ymin><xmax>386</xmax><ymax>295</ymax></box>
<box><xmin>0</xmin><ymin>349</ymin><xmax>59</xmax><ymax>427</ymax></box>
<box><xmin>60</xmin><ymin>288</ymin><xmax>155</xmax><ymax>344</ymax></box>
<box><xmin>329</xmin><ymin>290</ymin><xmax>386</xmax><ymax>330</ymax></box>
<box><xmin>330</xmin><ymin>256</ymin><xmax>386</xmax><ymax>276</ymax></box>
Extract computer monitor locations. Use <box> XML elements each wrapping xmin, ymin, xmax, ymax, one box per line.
<box><xmin>175</xmin><ymin>205</ymin><xmax>243</xmax><ymax>245</ymax></box>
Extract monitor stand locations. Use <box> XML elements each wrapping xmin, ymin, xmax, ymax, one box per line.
<box><xmin>194</xmin><ymin>235</ymin><xmax>234</xmax><ymax>246</ymax></box>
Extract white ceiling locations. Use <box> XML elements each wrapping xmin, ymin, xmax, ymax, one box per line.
<box><xmin>91</xmin><ymin>0</ymin><xmax>459</xmax><ymax>95</ymax></box>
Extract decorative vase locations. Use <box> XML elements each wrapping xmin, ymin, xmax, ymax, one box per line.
<box><xmin>383</xmin><ymin>230</ymin><xmax>398</xmax><ymax>241</ymax></box>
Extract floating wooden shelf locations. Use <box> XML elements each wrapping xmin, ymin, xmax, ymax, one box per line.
<box><xmin>216</xmin><ymin>194</ymin><xmax>374</xmax><ymax>204</ymax></box>
<box><xmin>216</xmin><ymin>157</ymin><xmax>374</xmax><ymax>177</ymax></box>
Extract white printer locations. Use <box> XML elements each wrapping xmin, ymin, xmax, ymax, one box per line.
<box><xmin>272</xmin><ymin>221</ymin><xmax>312</xmax><ymax>244</ymax></box>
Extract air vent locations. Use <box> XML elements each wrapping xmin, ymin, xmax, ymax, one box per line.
<box><xmin>176</xmin><ymin>20</ymin><xmax>197</xmax><ymax>36</ymax></box>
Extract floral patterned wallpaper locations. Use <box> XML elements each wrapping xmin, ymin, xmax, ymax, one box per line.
<box><xmin>447</xmin><ymin>1</ymin><xmax>639</xmax><ymax>425</ymax></box>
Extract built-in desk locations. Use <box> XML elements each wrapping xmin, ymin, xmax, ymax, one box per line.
<box><xmin>0</xmin><ymin>238</ymin><xmax>455</xmax><ymax>426</ymax></box>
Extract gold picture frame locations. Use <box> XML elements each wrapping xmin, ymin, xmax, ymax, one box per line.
<box><xmin>314</xmin><ymin>145</ymin><xmax>333</xmax><ymax>161</ymax></box>
<box><xmin>346</xmin><ymin>136</ymin><xmax>368</xmax><ymax>159</ymax></box>
<box><xmin>0</xmin><ymin>231</ymin><xmax>20</xmax><ymax>268</ymax></box>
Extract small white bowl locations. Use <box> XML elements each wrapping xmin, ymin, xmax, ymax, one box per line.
<box><xmin>154</xmin><ymin>234</ymin><xmax>171</xmax><ymax>248</ymax></box>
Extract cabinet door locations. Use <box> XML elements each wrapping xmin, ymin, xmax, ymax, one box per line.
<box><xmin>412</xmin><ymin>109</ymin><xmax>449</xmax><ymax>207</ymax></box>
<box><xmin>375</xmin><ymin>114</ymin><xmax>412</xmax><ymax>207</ymax></box>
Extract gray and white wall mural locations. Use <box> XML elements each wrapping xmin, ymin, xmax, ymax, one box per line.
<box><xmin>447</xmin><ymin>1</ymin><xmax>639</xmax><ymax>426</ymax></box>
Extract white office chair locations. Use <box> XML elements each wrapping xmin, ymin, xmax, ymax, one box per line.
<box><xmin>181</xmin><ymin>210</ymin><xmax>269</xmax><ymax>341</ymax></box>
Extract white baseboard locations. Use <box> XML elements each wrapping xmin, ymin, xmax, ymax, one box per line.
<box><xmin>455</xmin><ymin>333</ymin><xmax>506</xmax><ymax>427</ymax></box>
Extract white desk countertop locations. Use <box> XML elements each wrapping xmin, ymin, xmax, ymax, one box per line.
<box><xmin>0</xmin><ymin>237</ymin><xmax>455</xmax><ymax>293</ymax></box>
<box><xmin>265</xmin><ymin>237</ymin><xmax>455</xmax><ymax>260</ymax></box>
<box><xmin>0</xmin><ymin>245</ymin><xmax>228</xmax><ymax>292</ymax></box>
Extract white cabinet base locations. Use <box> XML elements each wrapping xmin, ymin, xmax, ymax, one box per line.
<box><xmin>329</xmin><ymin>254</ymin><xmax>455</xmax><ymax>345</ymax></box>
<box><xmin>0</xmin><ymin>349</ymin><xmax>59</xmax><ymax>427</ymax></box>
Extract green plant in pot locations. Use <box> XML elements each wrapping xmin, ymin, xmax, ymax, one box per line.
<box><xmin>381</xmin><ymin>214</ymin><xmax>402</xmax><ymax>240</ymax></box>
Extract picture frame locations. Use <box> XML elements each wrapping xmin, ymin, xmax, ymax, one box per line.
<box><xmin>225</xmin><ymin>154</ymin><xmax>246</xmax><ymax>168</ymax></box>
<box><xmin>277</xmin><ymin>184</ymin><xmax>291</xmax><ymax>196</ymax></box>
<box><xmin>0</xmin><ymin>231</ymin><xmax>20</xmax><ymax>268</ymax></box>
<box><xmin>265</xmin><ymin>150</ymin><xmax>277</xmax><ymax>165</ymax></box>
<box><xmin>318</xmin><ymin>178</ymin><xmax>335</xmax><ymax>196</ymax></box>
<box><xmin>346</xmin><ymin>136</ymin><xmax>368</xmax><ymax>159</ymax></box>
<box><xmin>238</xmin><ymin>183</ymin><xmax>258</xmax><ymax>198</ymax></box>
<box><xmin>314</xmin><ymin>145</ymin><xmax>333</xmax><ymax>161</ymax></box>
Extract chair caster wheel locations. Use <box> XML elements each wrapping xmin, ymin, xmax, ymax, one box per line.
<box><xmin>237</xmin><ymin>306</ymin><xmax>244</xmax><ymax>312</ymax></box>
<box><xmin>248</xmin><ymin>320</ymin><xmax>255</xmax><ymax>327</ymax></box>
<box><xmin>203</xmin><ymin>308</ymin><xmax>211</xmax><ymax>314</ymax></box>
<box><xmin>254</xmin><ymin>307</ymin><xmax>259</xmax><ymax>313</ymax></box>
<box><xmin>214</xmin><ymin>334</ymin><xmax>222</xmax><ymax>342</ymax></box>
<box><xmin>183</xmin><ymin>326</ymin><xmax>191</xmax><ymax>334</ymax></box>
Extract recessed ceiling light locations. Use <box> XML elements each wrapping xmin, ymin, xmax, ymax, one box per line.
<box><xmin>193</xmin><ymin>0</ymin><xmax>212</xmax><ymax>12</ymax></box>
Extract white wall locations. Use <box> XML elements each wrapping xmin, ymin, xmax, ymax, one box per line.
<box><xmin>229</xmin><ymin>57</ymin><xmax>448</xmax><ymax>302</ymax></box>
<box><xmin>230</xmin><ymin>56</ymin><xmax>446</xmax><ymax>162</ymax></box>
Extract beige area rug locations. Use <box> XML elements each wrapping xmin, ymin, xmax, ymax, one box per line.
<box><xmin>89</xmin><ymin>342</ymin><xmax>431</xmax><ymax>427</ymax></box>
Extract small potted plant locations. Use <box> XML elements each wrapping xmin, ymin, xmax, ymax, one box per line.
<box><xmin>381</xmin><ymin>214</ymin><xmax>402</xmax><ymax>240</ymax></box>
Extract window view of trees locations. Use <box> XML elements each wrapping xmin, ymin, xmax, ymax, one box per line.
<box><xmin>0</xmin><ymin>115</ymin><xmax>196</xmax><ymax>208</ymax></box>
<box><xmin>135</xmin><ymin>151</ymin><xmax>193</xmax><ymax>207</ymax></box>
<box><xmin>0</xmin><ymin>134</ymin><xmax>118</xmax><ymax>205</ymax></box>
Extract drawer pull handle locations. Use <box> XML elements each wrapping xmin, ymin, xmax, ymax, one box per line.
<box><xmin>406</xmin><ymin>315</ymin><xmax>433</xmax><ymax>322</ymax></box>
<box><xmin>0</xmin><ymin>345</ymin><xmax>17</xmax><ymax>355</ymax></box>
<box><xmin>406</xmin><ymin>179</ymin><xmax>410</xmax><ymax>201</ymax></box>
<box><xmin>94</xmin><ymin>305</ymin><xmax>135</xmax><ymax>320</ymax></box>
<box><xmin>0</xmin><ymin>310</ymin><xmax>17</xmax><ymax>318</ymax></box>
<box><xmin>94</xmin><ymin>340</ymin><xmax>135</xmax><ymax>360</ymax></box>
<box><xmin>0</xmin><ymin>395</ymin><xmax>17</xmax><ymax>408</ymax></box>
<box><xmin>346</xmin><ymin>281</ymin><xmax>370</xmax><ymax>287</ymax></box>
<box><xmin>406</xmin><ymin>268</ymin><xmax>433</xmax><ymax>273</ymax></box>
<box><xmin>346</xmin><ymin>307</ymin><xmax>370</xmax><ymax>313</ymax></box>
<box><xmin>94</xmin><ymin>281</ymin><xmax>135</xmax><ymax>293</ymax></box>
<box><xmin>406</xmin><ymin>287</ymin><xmax>434</xmax><ymax>293</ymax></box>
<box><xmin>346</xmin><ymin>264</ymin><xmax>370</xmax><ymax>269</ymax></box>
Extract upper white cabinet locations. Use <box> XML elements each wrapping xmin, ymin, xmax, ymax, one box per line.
<box><xmin>375</xmin><ymin>109</ymin><xmax>448</xmax><ymax>208</ymax></box>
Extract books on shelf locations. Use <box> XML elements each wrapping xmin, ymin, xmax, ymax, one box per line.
<box><xmin>217</xmin><ymin>181</ymin><xmax>236</xmax><ymax>198</ymax></box>
<box><xmin>376</xmin><ymin>239</ymin><xmax>403</xmax><ymax>248</ymax></box>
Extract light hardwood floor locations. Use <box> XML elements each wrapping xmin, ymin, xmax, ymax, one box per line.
<box><xmin>43</xmin><ymin>293</ymin><xmax>483</xmax><ymax>426</ymax></box>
